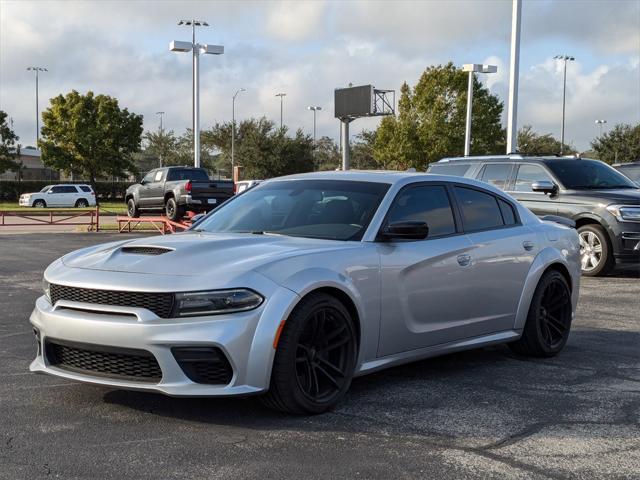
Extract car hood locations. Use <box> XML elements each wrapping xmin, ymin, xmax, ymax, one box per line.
<box><xmin>61</xmin><ymin>231</ymin><xmax>360</xmax><ymax>278</ymax></box>
<box><xmin>566</xmin><ymin>188</ymin><xmax>640</xmax><ymax>204</ymax></box>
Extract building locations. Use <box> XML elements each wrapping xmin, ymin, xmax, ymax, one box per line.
<box><xmin>0</xmin><ymin>147</ymin><xmax>60</xmax><ymax>181</ymax></box>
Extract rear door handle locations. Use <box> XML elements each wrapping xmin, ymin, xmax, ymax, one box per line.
<box><xmin>457</xmin><ymin>254</ymin><xmax>471</xmax><ymax>266</ymax></box>
<box><xmin>523</xmin><ymin>241</ymin><xmax>535</xmax><ymax>251</ymax></box>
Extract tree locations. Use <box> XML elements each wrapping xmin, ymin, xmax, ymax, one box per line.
<box><xmin>143</xmin><ymin>129</ymin><xmax>179</xmax><ymax>168</ymax></box>
<box><xmin>517</xmin><ymin>125</ymin><xmax>576</xmax><ymax>155</ymax></box>
<box><xmin>315</xmin><ymin>136</ymin><xmax>341</xmax><ymax>171</ymax></box>
<box><xmin>373</xmin><ymin>63</ymin><xmax>504</xmax><ymax>170</ymax></box>
<box><xmin>590</xmin><ymin>123</ymin><xmax>640</xmax><ymax>164</ymax></box>
<box><xmin>40</xmin><ymin>90</ymin><xmax>143</xmax><ymax>202</ymax></box>
<box><xmin>0</xmin><ymin>110</ymin><xmax>20</xmax><ymax>174</ymax></box>
<box><xmin>351</xmin><ymin>130</ymin><xmax>382</xmax><ymax>170</ymax></box>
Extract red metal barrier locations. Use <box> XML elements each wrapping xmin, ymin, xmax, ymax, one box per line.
<box><xmin>0</xmin><ymin>208</ymin><xmax>100</xmax><ymax>231</ymax></box>
<box><xmin>116</xmin><ymin>216</ymin><xmax>191</xmax><ymax>235</ymax></box>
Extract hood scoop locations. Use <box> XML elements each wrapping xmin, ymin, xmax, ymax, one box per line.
<box><xmin>120</xmin><ymin>246</ymin><xmax>173</xmax><ymax>256</ymax></box>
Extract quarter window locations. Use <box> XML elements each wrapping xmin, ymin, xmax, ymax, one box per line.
<box><xmin>386</xmin><ymin>185</ymin><xmax>456</xmax><ymax>238</ymax></box>
<box><xmin>454</xmin><ymin>186</ymin><xmax>504</xmax><ymax>231</ymax></box>
<box><xmin>513</xmin><ymin>164</ymin><xmax>553</xmax><ymax>192</ymax></box>
<box><xmin>498</xmin><ymin>198</ymin><xmax>517</xmax><ymax>225</ymax></box>
<box><xmin>477</xmin><ymin>164</ymin><xmax>513</xmax><ymax>190</ymax></box>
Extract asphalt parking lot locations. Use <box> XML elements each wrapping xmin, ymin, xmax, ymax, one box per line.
<box><xmin>0</xmin><ymin>233</ymin><xmax>638</xmax><ymax>480</ymax></box>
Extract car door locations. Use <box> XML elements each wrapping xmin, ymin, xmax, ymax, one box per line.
<box><xmin>137</xmin><ymin>170</ymin><xmax>157</xmax><ymax>207</ymax></box>
<box><xmin>147</xmin><ymin>169</ymin><xmax>166</xmax><ymax>208</ymax></box>
<box><xmin>452</xmin><ymin>184</ymin><xmax>537</xmax><ymax>333</ymax></box>
<box><xmin>63</xmin><ymin>185</ymin><xmax>79</xmax><ymax>206</ymax></box>
<box><xmin>378</xmin><ymin>183</ymin><xmax>476</xmax><ymax>356</ymax></box>
<box><xmin>47</xmin><ymin>185</ymin><xmax>66</xmax><ymax>206</ymax></box>
<box><xmin>508</xmin><ymin>163</ymin><xmax>559</xmax><ymax>216</ymax></box>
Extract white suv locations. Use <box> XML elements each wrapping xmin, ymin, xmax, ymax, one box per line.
<box><xmin>19</xmin><ymin>185</ymin><xmax>97</xmax><ymax>208</ymax></box>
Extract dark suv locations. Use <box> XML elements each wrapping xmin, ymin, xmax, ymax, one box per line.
<box><xmin>428</xmin><ymin>155</ymin><xmax>640</xmax><ymax>276</ymax></box>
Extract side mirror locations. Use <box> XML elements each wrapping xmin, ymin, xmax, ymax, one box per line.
<box><xmin>190</xmin><ymin>213</ymin><xmax>206</xmax><ymax>224</ymax></box>
<box><xmin>381</xmin><ymin>221</ymin><xmax>429</xmax><ymax>241</ymax></box>
<box><xmin>531</xmin><ymin>180</ymin><xmax>558</xmax><ymax>195</ymax></box>
<box><xmin>47</xmin><ymin>190</ymin><xmax>53</xmax><ymax>194</ymax></box>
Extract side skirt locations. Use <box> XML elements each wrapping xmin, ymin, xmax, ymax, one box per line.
<box><xmin>355</xmin><ymin>330</ymin><xmax>521</xmax><ymax>377</ymax></box>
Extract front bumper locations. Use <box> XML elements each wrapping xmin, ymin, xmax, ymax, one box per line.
<box><xmin>19</xmin><ymin>197</ymin><xmax>31</xmax><ymax>206</ymax></box>
<box><xmin>30</xmin><ymin>286</ymin><xmax>299</xmax><ymax>396</ymax></box>
<box><xmin>610</xmin><ymin>221</ymin><xmax>640</xmax><ymax>263</ymax></box>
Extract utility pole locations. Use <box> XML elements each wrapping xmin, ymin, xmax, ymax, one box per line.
<box><xmin>554</xmin><ymin>54</ymin><xmax>575</xmax><ymax>155</ymax></box>
<box><xmin>232</xmin><ymin>88</ymin><xmax>245</xmax><ymax>180</ymax></box>
<box><xmin>26</xmin><ymin>67</ymin><xmax>47</xmax><ymax>145</ymax></box>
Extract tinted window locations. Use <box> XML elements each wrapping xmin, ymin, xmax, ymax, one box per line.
<box><xmin>427</xmin><ymin>163</ymin><xmax>472</xmax><ymax>177</ymax></box>
<box><xmin>40</xmin><ymin>186</ymin><xmax>52</xmax><ymax>192</ymax></box>
<box><xmin>546</xmin><ymin>159</ymin><xmax>636</xmax><ymax>189</ymax></box>
<box><xmin>62</xmin><ymin>186</ymin><xmax>78</xmax><ymax>193</ymax></box>
<box><xmin>478</xmin><ymin>164</ymin><xmax>512</xmax><ymax>190</ymax></box>
<box><xmin>513</xmin><ymin>164</ymin><xmax>554</xmax><ymax>192</ymax></box>
<box><xmin>386</xmin><ymin>185</ymin><xmax>456</xmax><ymax>238</ymax></box>
<box><xmin>50</xmin><ymin>186</ymin><xmax>65</xmax><ymax>194</ymax></box>
<box><xmin>454</xmin><ymin>186</ymin><xmax>504</xmax><ymax>231</ymax></box>
<box><xmin>196</xmin><ymin>180</ymin><xmax>389</xmax><ymax>241</ymax></box>
<box><xmin>498</xmin><ymin>198</ymin><xmax>517</xmax><ymax>225</ymax></box>
<box><xmin>167</xmin><ymin>168</ymin><xmax>209</xmax><ymax>181</ymax></box>
<box><xmin>142</xmin><ymin>171</ymin><xmax>155</xmax><ymax>183</ymax></box>
<box><xmin>79</xmin><ymin>185</ymin><xmax>92</xmax><ymax>192</ymax></box>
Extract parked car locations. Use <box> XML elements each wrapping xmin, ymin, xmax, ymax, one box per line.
<box><xmin>428</xmin><ymin>156</ymin><xmax>640</xmax><ymax>276</ymax></box>
<box><xmin>235</xmin><ymin>179</ymin><xmax>263</xmax><ymax>193</ymax></box>
<box><xmin>125</xmin><ymin>167</ymin><xmax>234</xmax><ymax>221</ymax></box>
<box><xmin>613</xmin><ymin>161</ymin><xmax>640</xmax><ymax>186</ymax></box>
<box><xmin>19</xmin><ymin>184</ymin><xmax>96</xmax><ymax>208</ymax></box>
<box><xmin>31</xmin><ymin>171</ymin><xmax>580</xmax><ymax>414</ymax></box>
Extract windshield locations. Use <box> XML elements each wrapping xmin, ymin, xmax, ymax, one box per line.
<box><xmin>546</xmin><ymin>159</ymin><xmax>637</xmax><ymax>189</ymax></box>
<box><xmin>40</xmin><ymin>186</ymin><xmax>52</xmax><ymax>192</ymax></box>
<box><xmin>195</xmin><ymin>179</ymin><xmax>390</xmax><ymax>241</ymax></box>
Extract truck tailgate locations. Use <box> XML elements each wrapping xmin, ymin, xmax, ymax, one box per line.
<box><xmin>190</xmin><ymin>181</ymin><xmax>234</xmax><ymax>201</ymax></box>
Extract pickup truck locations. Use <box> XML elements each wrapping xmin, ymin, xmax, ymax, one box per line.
<box><xmin>125</xmin><ymin>167</ymin><xmax>234</xmax><ymax>221</ymax></box>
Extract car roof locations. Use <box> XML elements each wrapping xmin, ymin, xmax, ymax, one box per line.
<box><xmin>437</xmin><ymin>155</ymin><xmax>592</xmax><ymax>164</ymax></box>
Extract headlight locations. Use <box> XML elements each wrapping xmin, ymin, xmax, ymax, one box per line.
<box><xmin>43</xmin><ymin>278</ymin><xmax>51</xmax><ymax>303</ymax></box>
<box><xmin>174</xmin><ymin>289</ymin><xmax>263</xmax><ymax>317</ymax></box>
<box><xmin>606</xmin><ymin>205</ymin><xmax>640</xmax><ymax>223</ymax></box>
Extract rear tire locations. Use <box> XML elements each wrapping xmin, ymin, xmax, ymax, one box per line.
<box><xmin>261</xmin><ymin>293</ymin><xmax>358</xmax><ymax>415</ymax></box>
<box><xmin>75</xmin><ymin>199</ymin><xmax>89</xmax><ymax>208</ymax></box>
<box><xmin>32</xmin><ymin>200</ymin><xmax>46</xmax><ymax>208</ymax></box>
<box><xmin>127</xmin><ymin>199</ymin><xmax>139</xmax><ymax>218</ymax></box>
<box><xmin>577</xmin><ymin>224</ymin><xmax>613</xmax><ymax>276</ymax></box>
<box><xmin>509</xmin><ymin>270</ymin><xmax>572</xmax><ymax>358</ymax></box>
<box><xmin>165</xmin><ymin>197</ymin><xmax>184</xmax><ymax>221</ymax></box>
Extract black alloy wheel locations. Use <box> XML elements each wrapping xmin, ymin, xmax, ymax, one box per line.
<box><xmin>509</xmin><ymin>270</ymin><xmax>572</xmax><ymax>357</ymax></box>
<box><xmin>261</xmin><ymin>293</ymin><xmax>357</xmax><ymax>414</ymax></box>
<box><xmin>127</xmin><ymin>199</ymin><xmax>139</xmax><ymax>218</ymax></box>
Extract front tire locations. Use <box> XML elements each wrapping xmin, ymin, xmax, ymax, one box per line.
<box><xmin>261</xmin><ymin>293</ymin><xmax>358</xmax><ymax>414</ymax></box>
<box><xmin>577</xmin><ymin>224</ymin><xmax>613</xmax><ymax>276</ymax></box>
<box><xmin>509</xmin><ymin>270</ymin><xmax>572</xmax><ymax>357</ymax></box>
<box><xmin>127</xmin><ymin>199</ymin><xmax>140</xmax><ymax>218</ymax></box>
<box><xmin>165</xmin><ymin>197</ymin><xmax>184</xmax><ymax>221</ymax></box>
<box><xmin>32</xmin><ymin>200</ymin><xmax>46</xmax><ymax>208</ymax></box>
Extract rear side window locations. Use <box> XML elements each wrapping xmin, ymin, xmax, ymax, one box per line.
<box><xmin>513</xmin><ymin>164</ymin><xmax>553</xmax><ymax>192</ymax></box>
<box><xmin>454</xmin><ymin>186</ymin><xmax>504</xmax><ymax>231</ymax></box>
<box><xmin>167</xmin><ymin>168</ymin><xmax>209</xmax><ymax>181</ymax></box>
<box><xmin>79</xmin><ymin>186</ymin><xmax>92</xmax><ymax>193</ymax></box>
<box><xmin>498</xmin><ymin>198</ymin><xmax>517</xmax><ymax>225</ymax></box>
<box><xmin>386</xmin><ymin>185</ymin><xmax>456</xmax><ymax>237</ymax></box>
<box><xmin>477</xmin><ymin>164</ymin><xmax>513</xmax><ymax>190</ymax></box>
<box><xmin>427</xmin><ymin>163</ymin><xmax>472</xmax><ymax>177</ymax></box>
<box><xmin>63</xmin><ymin>186</ymin><xmax>78</xmax><ymax>193</ymax></box>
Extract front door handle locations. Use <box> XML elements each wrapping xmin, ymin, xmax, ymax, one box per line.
<box><xmin>523</xmin><ymin>240</ymin><xmax>535</xmax><ymax>251</ymax></box>
<box><xmin>457</xmin><ymin>254</ymin><xmax>471</xmax><ymax>266</ymax></box>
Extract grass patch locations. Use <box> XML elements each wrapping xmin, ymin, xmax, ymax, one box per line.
<box><xmin>0</xmin><ymin>201</ymin><xmax>126</xmax><ymax>215</ymax></box>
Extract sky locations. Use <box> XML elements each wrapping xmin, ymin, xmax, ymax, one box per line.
<box><xmin>1</xmin><ymin>0</ymin><xmax>639</xmax><ymax>153</ymax></box>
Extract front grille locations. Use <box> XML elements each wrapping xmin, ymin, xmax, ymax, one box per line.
<box><xmin>120</xmin><ymin>246</ymin><xmax>172</xmax><ymax>255</ymax></box>
<box><xmin>172</xmin><ymin>347</ymin><xmax>233</xmax><ymax>385</ymax></box>
<box><xmin>50</xmin><ymin>284</ymin><xmax>174</xmax><ymax>318</ymax></box>
<box><xmin>45</xmin><ymin>339</ymin><xmax>162</xmax><ymax>383</ymax></box>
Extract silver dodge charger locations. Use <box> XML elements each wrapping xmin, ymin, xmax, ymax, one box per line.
<box><xmin>30</xmin><ymin>171</ymin><xmax>581</xmax><ymax>414</ymax></box>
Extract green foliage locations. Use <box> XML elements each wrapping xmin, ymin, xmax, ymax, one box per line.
<box><xmin>0</xmin><ymin>180</ymin><xmax>130</xmax><ymax>202</ymax></box>
<box><xmin>39</xmin><ymin>91</ymin><xmax>143</xmax><ymax>202</ymax></box>
<box><xmin>517</xmin><ymin>125</ymin><xmax>576</xmax><ymax>155</ymax></box>
<box><xmin>201</xmin><ymin>117</ymin><xmax>314</xmax><ymax>179</ymax></box>
<box><xmin>143</xmin><ymin>129</ymin><xmax>180</xmax><ymax>168</ymax></box>
<box><xmin>0</xmin><ymin>110</ymin><xmax>20</xmax><ymax>174</ymax></box>
<box><xmin>373</xmin><ymin>63</ymin><xmax>504</xmax><ymax>170</ymax></box>
<box><xmin>315</xmin><ymin>136</ymin><xmax>341</xmax><ymax>171</ymax></box>
<box><xmin>590</xmin><ymin>123</ymin><xmax>640</xmax><ymax>164</ymax></box>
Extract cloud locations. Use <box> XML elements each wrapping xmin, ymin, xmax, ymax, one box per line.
<box><xmin>265</xmin><ymin>1</ymin><xmax>327</xmax><ymax>41</ymax></box>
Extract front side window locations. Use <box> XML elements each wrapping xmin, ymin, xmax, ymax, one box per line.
<box><xmin>195</xmin><ymin>180</ymin><xmax>390</xmax><ymax>241</ymax></box>
<box><xmin>386</xmin><ymin>185</ymin><xmax>456</xmax><ymax>238</ymax></box>
<box><xmin>50</xmin><ymin>186</ymin><xmax>65</xmax><ymax>194</ymax></box>
<box><xmin>477</xmin><ymin>164</ymin><xmax>513</xmax><ymax>190</ymax></box>
<box><xmin>142</xmin><ymin>171</ymin><xmax>155</xmax><ymax>184</ymax></box>
<box><xmin>454</xmin><ymin>186</ymin><xmax>504</xmax><ymax>231</ymax></box>
<box><xmin>546</xmin><ymin>159</ymin><xmax>637</xmax><ymax>189</ymax></box>
<box><xmin>513</xmin><ymin>164</ymin><xmax>554</xmax><ymax>192</ymax></box>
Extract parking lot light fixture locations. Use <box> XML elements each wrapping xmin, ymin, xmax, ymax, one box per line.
<box><xmin>232</xmin><ymin>88</ymin><xmax>246</xmax><ymax>178</ymax></box>
<box><xmin>308</xmin><ymin>106</ymin><xmax>322</xmax><ymax>170</ymax></box>
<box><xmin>171</xmin><ymin>20</ymin><xmax>224</xmax><ymax>168</ymax></box>
<box><xmin>26</xmin><ymin>66</ymin><xmax>47</xmax><ymax>145</ymax></box>
<box><xmin>461</xmin><ymin>64</ymin><xmax>497</xmax><ymax>156</ymax></box>
<box><xmin>595</xmin><ymin>119</ymin><xmax>607</xmax><ymax>137</ymax></box>
<box><xmin>553</xmin><ymin>54</ymin><xmax>575</xmax><ymax>154</ymax></box>
<box><xmin>275</xmin><ymin>93</ymin><xmax>286</xmax><ymax>129</ymax></box>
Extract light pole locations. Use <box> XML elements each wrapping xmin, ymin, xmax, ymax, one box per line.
<box><xmin>462</xmin><ymin>64</ymin><xmax>497</xmax><ymax>156</ymax></box>
<box><xmin>231</xmin><ymin>88</ymin><xmax>245</xmax><ymax>180</ymax></box>
<box><xmin>506</xmin><ymin>0</ymin><xmax>522</xmax><ymax>154</ymax></box>
<box><xmin>156</xmin><ymin>111</ymin><xmax>165</xmax><ymax>132</ymax></box>
<box><xmin>170</xmin><ymin>20</ymin><xmax>224</xmax><ymax>168</ymax></box>
<box><xmin>155</xmin><ymin>112</ymin><xmax>165</xmax><ymax>168</ymax></box>
<box><xmin>26</xmin><ymin>67</ymin><xmax>47</xmax><ymax>145</ymax></box>
<box><xmin>554</xmin><ymin>54</ymin><xmax>575</xmax><ymax>154</ymax></box>
<box><xmin>308</xmin><ymin>106</ymin><xmax>321</xmax><ymax>169</ymax></box>
<box><xmin>275</xmin><ymin>93</ymin><xmax>286</xmax><ymax>129</ymax></box>
<box><xmin>595</xmin><ymin>119</ymin><xmax>607</xmax><ymax>137</ymax></box>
